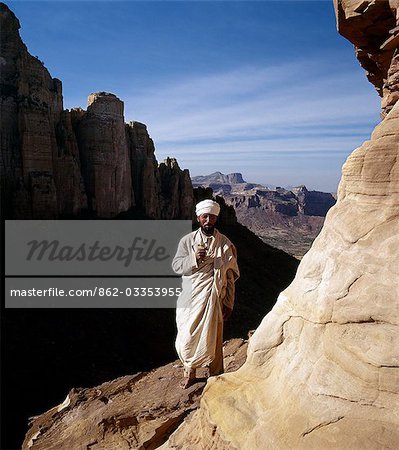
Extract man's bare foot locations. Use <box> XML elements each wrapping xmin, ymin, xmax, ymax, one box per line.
<box><xmin>179</xmin><ymin>376</ymin><xmax>195</xmax><ymax>389</ymax></box>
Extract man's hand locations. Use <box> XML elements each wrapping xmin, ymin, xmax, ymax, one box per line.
<box><xmin>222</xmin><ymin>305</ymin><xmax>233</xmax><ymax>321</ymax></box>
<box><xmin>195</xmin><ymin>248</ymin><xmax>207</xmax><ymax>262</ymax></box>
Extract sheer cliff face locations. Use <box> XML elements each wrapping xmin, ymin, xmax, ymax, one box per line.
<box><xmin>127</xmin><ymin>121</ymin><xmax>161</xmax><ymax>218</ymax></box>
<box><xmin>0</xmin><ymin>4</ymin><xmax>85</xmax><ymax>218</ymax></box>
<box><xmin>0</xmin><ymin>3</ymin><xmax>192</xmax><ymax>220</ymax></box>
<box><xmin>334</xmin><ymin>0</ymin><xmax>399</xmax><ymax>117</ymax></box>
<box><xmin>164</xmin><ymin>2</ymin><xmax>399</xmax><ymax>448</ymax></box>
<box><xmin>74</xmin><ymin>93</ymin><xmax>133</xmax><ymax>218</ymax></box>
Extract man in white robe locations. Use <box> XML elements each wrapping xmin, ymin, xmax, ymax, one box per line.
<box><xmin>172</xmin><ymin>199</ymin><xmax>239</xmax><ymax>388</ymax></box>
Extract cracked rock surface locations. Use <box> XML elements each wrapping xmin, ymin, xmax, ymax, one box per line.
<box><xmin>22</xmin><ymin>339</ymin><xmax>248</xmax><ymax>450</ymax></box>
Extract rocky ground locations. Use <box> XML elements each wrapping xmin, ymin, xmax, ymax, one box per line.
<box><xmin>22</xmin><ymin>339</ymin><xmax>248</xmax><ymax>450</ymax></box>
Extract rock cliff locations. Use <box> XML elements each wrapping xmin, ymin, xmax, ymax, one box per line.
<box><xmin>73</xmin><ymin>93</ymin><xmax>133</xmax><ymax>217</ymax></box>
<box><xmin>159</xmin><ymin>157</ymin><xmax>193</xmax><ymax>220</ymax></box>
<box><xmin>226</xmin><ymin>187</ymin><xmax>336</xmax><ymax>258</ymax></box>
<box><xmin>0</xmin><ymin>3</ymin><xmax>192</xmax><ymax>220</ymax></box>
<box><xmin>292</xmin><ymin>185</ymin><xmax>337</xmax><ymax>216</ymax></box>
<box><xmin>161</xmin><ymin>1</ymin><xmax>399</xmax><ymax>448</ymax></box>
<box><xmin>334</xmin><ymin>0</ymin><xmax>399</xmax><ymax>117</ymax></box>
<box><xmin>0</xmin><ymin>3</ymin><xmax>86</xmax><ymax>218</ymax></box>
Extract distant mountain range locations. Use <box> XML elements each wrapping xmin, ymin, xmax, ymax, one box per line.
<box><xmin>192</xmin><ymin>171</ymin><xmax>275</xmax><ymax>192</ymax></box>
<box><xmin>191</xmin><ymin>172</ymin><xmax>337</xmax><ymax>258</ymax></box>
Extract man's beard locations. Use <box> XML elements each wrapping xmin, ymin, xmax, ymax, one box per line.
<box><xmin>201</xmin><ymin>224</ymin><xmax>215</xmax><ymax>235</ymax></box>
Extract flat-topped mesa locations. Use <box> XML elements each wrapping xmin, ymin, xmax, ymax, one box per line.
<box><xmin>335</xmin><ymin>0</ymin><xmax>399</xmax><ymax>116</ymax></box>
<box><xmin>227</xmin><ymin>172</ymin><xmax>245</xmax><ymax>184</ymax></box>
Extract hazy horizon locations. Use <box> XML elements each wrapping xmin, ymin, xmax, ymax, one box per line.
<box><xmin>8</xmin><ymin>0</ymin><xmax>380</xmax><ymax>192</ymax></box>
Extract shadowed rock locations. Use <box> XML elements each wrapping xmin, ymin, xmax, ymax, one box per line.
<box><xmin>0</xmin><ymin>3</ymin><xmax>192</xmax><ymax>220</ymax></box>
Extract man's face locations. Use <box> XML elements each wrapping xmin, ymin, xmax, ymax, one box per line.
<box><xmin>197</xmin><ymin>213</ymin><xmax>218</xmax><ymax>235</ymax></box>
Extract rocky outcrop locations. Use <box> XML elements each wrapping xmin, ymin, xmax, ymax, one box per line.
<box><xmin>0</xmin><ymin>3</ymin><xmax>192</xmax><ymax>220</ymax></box>
<box><xmin>334</xmin><ymin>0</ymin><xmax>399</xmax><ymax>117</ymax></box>
<box><xmin>73</xmin><ymin>93</ymin><xmax>132</xmax><ymax>217</ymax></box>
<box><xmin>226</xmin><ymin>172</ymin><xmax>245</xmax><ymax>184</ymax></box>
<box><xmin>0</xmin><ymin>3</ymin><xmax>86</xmax><ymax>218</ymax></box>
<box><xmin>126</xmin><ymin>121</ymin><xmax>161</xmax><ymax>218</ymax></box>
<box><xmin>159</xmin><ymin>157</ymin><xmax>193</xmax><ymax>220</ymax></box>
<box><xmin>22</xmin><ymin>339</ymin><xmax>249</xmax><ymax>450</ymax></box>
<box><xmin>293</xmin><ymin>185</ymin><xmax>337</xmax><ymax>216</ymax></box>
<box><xmin>161</xmin><ymin>1</ymin><xmax>399</xmax><ymax>448</ymax></box>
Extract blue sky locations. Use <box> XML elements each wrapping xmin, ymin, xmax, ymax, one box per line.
<box><xmin>8</xmin><ymin>1</ymin><xmax>380</xmax><ymax>192</ymax></box>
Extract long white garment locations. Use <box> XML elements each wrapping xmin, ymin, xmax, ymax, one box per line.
<box><xmin>172</xmin><ymin>229</ymin><xmax>239</xmax><ymax>370</ymax></box>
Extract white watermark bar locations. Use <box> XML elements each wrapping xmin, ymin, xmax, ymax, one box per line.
<box><xmin>5</xmin><ymin>220</ymin><xmax>192</xmax><ymax>308</ymax></box>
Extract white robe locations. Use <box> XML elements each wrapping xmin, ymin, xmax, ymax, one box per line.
<box><xmin>172</xmin><ymin>229</ymin><xmax>239</xmax><ymax>370</ymax></box>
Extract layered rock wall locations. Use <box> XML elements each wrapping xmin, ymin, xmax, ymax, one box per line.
<box><xmin>227</xmin><ymin>186</ymin><xmax>335</xmax><ymax>217</ymax></box>
<box><xmin>0</xmin><ymin>4</ymin><xmax>85</xmax><ymax>218</ymax></box>
<box><xmin>292</xmin><ymin>185</ymin><xmax>337</xmax><ymax>216</ymax></box>
<box><xmin>0</xmin><ymin>3</ymin><xmax>192</xmax><ymax>220</ymax></box>
<box><xmin>74</xmin><ymin>93</ymin><xmax>132</xmax><ymax>217</ymax></box>
<box><xmin>159</xmin><ymin>157</ymin><xmax>193</xmax><ymax>219</ymax></box>
<box><xmin>163</xmin><ymin>1</ymin><xmax>399</xmax><ymax>448</ymax></box>
<box><xmin>334</xmin><ymin>0</ymin><xmax>399</xmax><ymax>116</ymax></box>
<box><xmin>126</xmin><ymin>121</ymin><xmax>161</xmax><ymax>218</ymax></box>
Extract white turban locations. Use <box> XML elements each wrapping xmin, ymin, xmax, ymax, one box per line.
<box><xmin>195</xmin><ymin>199</ymin><xmax>220</xmax><ymax>217</ymax></box>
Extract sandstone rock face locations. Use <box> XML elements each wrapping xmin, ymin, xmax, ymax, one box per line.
<box><xmin>1</xmin><ymin>3</ymin><xmax>193</xmax><ymax>220</ymax></box>
<box><xmin>159</xmin><ymin>157</ymin><xmax>193</xmax><ymax>220</ymax></box>
<box><xmin>334</xmin><ymin>0</ymin><xmax>399</xmax><ymax>116</ymax></box>
<box><xmin>0</xmin><ymin>3</ymin><xmax>86</xmax><ymax>218</ymax></box>
<box><xmin>74</xmin><ymin>93</ymin><xmax>133</xmax><ymax>217</ymax></box>
<box><xmin>127</xmin><ymin>121</ymin><xmax>161</xmax><ymax>218</ymax></box>
<box><xmin>163</xmin><ymin>2</ymin><xmax>399</xmax><ymax>448</ymax></box>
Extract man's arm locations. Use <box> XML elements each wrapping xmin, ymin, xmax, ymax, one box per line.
<box><xmin>222</xmin><ymin>268</ymin><xmax>236</xmax><ymax>311</ymax></box>
<box><xmin>172</xmin><ymin>236</ymin><xmax>197</xmax><ymax>276</ymax></box>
